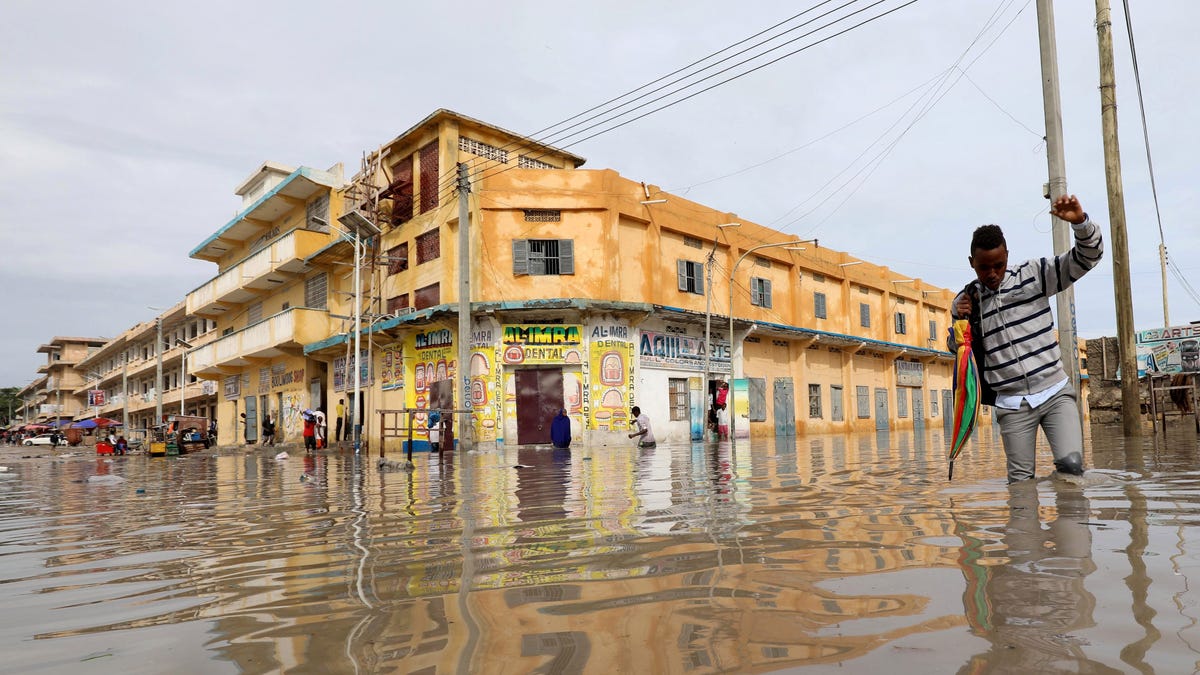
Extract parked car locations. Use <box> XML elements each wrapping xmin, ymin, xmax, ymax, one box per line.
<box><xmin>22</xmin><ymin>433</ymin><xmax>61</xmax><ymax>446</ymax></box>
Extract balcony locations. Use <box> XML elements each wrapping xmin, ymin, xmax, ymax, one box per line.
<box><xmin>189</xmin><ymin>308</ymin><xmax>332</xmax><ymax>376</ymax></box>
<box><xmin>187</xmin><ymin>229</ymin><xmax>329</xmax><ymax>317</ymax></box>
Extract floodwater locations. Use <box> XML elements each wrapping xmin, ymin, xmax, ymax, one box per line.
<box><xmin>1</xmin><ymin>422</ymin><xmax>1198</xmax><ymax>674</ymax></box>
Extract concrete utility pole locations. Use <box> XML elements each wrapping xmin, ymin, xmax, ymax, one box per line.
<box><xmin>1095</xmin><ymin>0</ymin><xmax>1141</xmax><ymax>436</ymax></box>
<box><xmin>1035</xmin><ymin>0</ymin><xmax>1081</xmax><ymax>413</ymax></box>
<box><xmin>456</xmin><ymin>163</ymin><xmax>472</xmax><ymax>451</ymax></box>
<box><xmin>155</xmin><ymin>316</ymin><xmax>164</xmax><ymax>425</ymax></box>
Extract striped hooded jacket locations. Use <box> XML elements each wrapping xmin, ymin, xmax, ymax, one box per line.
<box><xmin>952</xmin><ymin>219</ymin><xmax>1104</xmax><ymax>398</ymax></box>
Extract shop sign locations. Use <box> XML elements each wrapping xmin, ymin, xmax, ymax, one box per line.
<box><xmin>87</xmin><ymin>390</ymin><xmax>106</xmax><ymax>407</ymax></box>
<box><xmin>637</xmin><ymin>330</ymin><xmax>729</xmax><ymax>372</ymax></box>
<box><xmin>1136</xmin><ymin>324</ymin><xmax>1200</xmax><ymax>374</ymax></box>
<box><xmin>502</xmin><ymin>324</ymin><xmax>584</xmax><ymax>365</ymax></box>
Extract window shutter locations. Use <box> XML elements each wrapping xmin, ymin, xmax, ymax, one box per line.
<box><xmin>815</xmin><ymin>292</ymin><xmax>826</xmax><ymax>318</ymax></box>
<box><xmin>305</xmin><ymin>272</ymin><xmax>328</xmax><ymax>309</ymax></box>
<box><xmin>677</xmin><ymin>260</ymin><xmax>687</xmax><ymax>291</ymax></box>
<box><xmin>763</xmin><ymin>280</ymin><xmax>772</xmax><ymax>308</ymax></box>
<box><xmin>558</xmin><ymin>239</ymin><xmax>574</xmax><ymax>275</ymax></box>
<box><xmin>512</xmin><ymin>240</ymin><xmax>529</xmax><ymax>275</ymax></box>
<box><xmin>695</xmin><ymin>265</ymin><xmax>704</xmax><ymax>295</ymax></box>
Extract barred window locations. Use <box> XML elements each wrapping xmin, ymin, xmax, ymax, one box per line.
<box><xmin>518</xmin><ymin>155</ymin><xmax>556</xmax><ymax>169</ymax></box>
<box><xmin>513</xmin><ymin>239</ymin><xmax>574</xmax><ymax>275</ymax></box>
<box><xmin>304</xmin><ymin>272</ymin><xmax>327</xmax><ymax>309</ymax></box>
<box><xmin>860</xmin><ymin>303</ymin><xmax>871</xmax><ymax>328</ymax></box>
<box><xmin>754</xmin><ymin>256</ymin><xmax>771</xmax><ymax>268</ymax></box>
<box><xmin>669</xmin><ymin>378</ymin><xmax>689</xmax><ymax>421</ymax></box>
<box><xmin>523</xmin><ymin>209</ymin><xmax>561</xmax><ymax>222</ymax></box>
<box><xmin>247</xmin><ymin>301</ymin><xmax>263</xmax><ymax>325</ymax></box>
<box><xmin>808</xmin><ymin>383</ymin><xmax>822</xmax><ymax>418</ymax></box>
<box><xmin>676</xmin><ymin>260</ymin><xmax>704</xmax><ymax>294</ymax></box>
<box><xmin>416</xmin><ymin>229</ymin><xmax>440</xmax><ymax>264</ymax></box>
<box><xmin>812</xmin><ymin>273</ymin><xmax>826</xmax><ymax>283</ymax></box>
<box><xmin>459</xmin><ymin>137</ymin><xmax>508</xmax><ymax>164</ymax></box>
<box><xmin>387</xmin><ymin>242</ymin><xmax>409</xmax><ymax>274</ymax></box>
<box><xmin>386</xmin><ymin>294</ymin><xmax>409</xmax><ymax>314</ymax></box>
<box><xmin>895</xmin><ymin>312</ymin><xmax>908</xmax><ymax>334</ymax></box>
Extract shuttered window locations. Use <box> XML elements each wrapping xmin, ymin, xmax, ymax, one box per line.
<box><xmin>416</xmin><ymin>229</ymin><xmax>440</xmax><ymax>264</ymax></box>
<box><xmin>831</xmin><ymin>385</ymin><xmax>844</xmax><ymax>421</ymax></box>
<box><xmin>676</xmin><ymin>260</ymin><xmax>704</xmax><ymax>295</ymax></box>
<box><xmin>388</xmin><ymin>157</ymin><xmax>414</xmax><ymax>225</ymax></box>
<box><xmin>247</xmin><ymin>302</ymin><xmax>263</xmax><ymax>324</ymax></box>
<box><xmin>750</xmin><ymin>277</ymin><xmax>772</xmax><ymax>308</ymax></box>
<box><xmin>860</xmin><ymin>303</ymin><xmax>871</xmax><ymax>328</ymax></box>
<box><xmin>306</xmin><ymin>194</ymin><xmax>329</xmax><ymax>231</ymax></box>
<box><xmin>386</xmin><ymin>294</ymin><xmax>409</xmax><ymax>314</ymax></box>
<box><xmin>414</xmin><ymin>283</ymin><xmax>440</xmax><ymax>310</ymax></box>
<box><xmin>748</xmin><ymin>377</ymin><xmax>766</xmax><ymax>422</ymax></box>
<box><xmin>668</xmin><ymin>378</ymin><xmax>688</xmax><ymax>421</ymax></box>
<box><xmin>856</xmin><ymin>386</ymin><xmax>870</xmax><ymax>418</ymax></box>
<box><xmin>419</xmin><ymin>141</ymin><xmax>439</xmax><ymax>213</ymax></box>
<box><xmin>895</xmin><ymin>312</ymin><xmax>908</xmax><ymax>334</ymax></box>
<box><xmin>808</xmin><ymin>383</ymin><xmax>822</xmax><ymax>418</ymax></box>
<box><xmin>814</xmin><ymin>292</ymin><xmax>827</xmax><ymax>319</ymax></box>
<box><xmin>305</xmin><ymin>272</ymin><xmax>328</xmax><ymax>309</ymax></box>
<box><xmin>512</xmin><ymin>239</ymin><xmax>575</xmax><ymax>275</ymax></box>
<box><xmin>929</xmin><ymin>319</ymin><xmax>938</xmax><ymax>341</ymax></box>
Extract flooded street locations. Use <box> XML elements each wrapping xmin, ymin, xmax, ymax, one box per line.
<box><xmin>2</xmin><ymin>424</ymin><xmax>1199</xmax><ymax>674</ymax></box>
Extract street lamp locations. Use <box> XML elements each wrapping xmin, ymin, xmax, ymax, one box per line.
<box><xmin>176</xmin><ymin>338</ymin><xmax>194</xmax><ymax>415</ymax></box>
<box><xmin>727</xmin><ymin>240</ymin><xmax>812</xmax><ymax>439</ymax></box>
<box><xmin>703</xmin><ymin>223</ymin><xmax>740</xmax><ymax>433</ymax></box>
<box><xmin>331</xmin><ymin>212</ymin><xmax>381</xmax><ymax>454</ymax></box>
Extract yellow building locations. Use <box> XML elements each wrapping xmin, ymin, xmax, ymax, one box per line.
<box><xmin>31</xmin><ymin>336</ymin><xmax>106</xmax><ymax>424</ymax></box>
<box><xmin>300</xmin><ymin>110</ymin><xmax>969</xmax><ymax>449</ymax></box>
<box><xmin>185</xmin><ymin>161</ymin><xmax>348</xmax><ymax>445</ymax></box>
<box><xmin>73</xmin><ymin>303</ymin><xmax>221</xmax><ymax>431</ymax></box>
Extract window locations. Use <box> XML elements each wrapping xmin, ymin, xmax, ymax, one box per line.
<box><xmin>512</xmin><ymin>239</ymin><xmax>575</xmax><ymax>275</ymax></box>
<box><xmin>677</xmin><ymin>260</ymin><xmax>704</xmax><ymax>294</ymax></box>
<box><xmin>247</xmin><ymin>302</ymin><xmax>263</xmax><ymax>324</ymax></box>
<box><xmin>222</xmin><ymin>328</ymin><xmax>234</xmax><ymax>337</ymax></box>
<box><xmin>304</xmin><ymin>272</ymin><xmax>327</xmax><ymax>309</ymax></box>
<box><xmin>929</xmin><ymin>319</ymin><xmax>938</xmax><ymax>341</ymax></box>
<box><xmin>518</xmin><ymin>155</ymin><xmax>556</xmax><ymax>169</ymax></box>
<box><xmin>281</xmin><ymin>301</ymin><xmax>290</xmax><ymax>311</ymax></box>
<box><xmin>897</xmin><ymin>388</ymin><xmax>908</xmax><ymax>418</ymax></box>
<box><xmin>459</xmin><ymin>137</ymin><xmax>508</xmax><ymax>163</ymax></box>
<box><xmin>683</xmin><ymin>236</ymin><xmax>703</xmax><ymax>249</ymax></box>
<box><xmin>306</xmin><ymin>194</ymin><xmax>329</xmax><ymax>231</ymax></box>
<box><xmin>930</xmin><ymin>391</ymin><xmax>938</xmax><ymax>417</ymax></box>
<box><xmin>419</xmin><ymin>141</ymin><xmax>439</xmax><ymax>213</ymax></box>
<box><xmin>860</xmin><ymin>303</ymin><xmax>871</xmax><ymax>328</ymax></box>
<box><xmin>895</xmin><ymin>312</ymin><xmax>907</xmax><ymax>335</ymax></box>
<box><xmin>812</xmin><ymin>273</ymin><xmax>825</xmax><ymax>283</ymax></box>
<box><xmin>414</xmin><ymin>283</ymin><xmax>440</xmax><ymax>310</ymax></box>
<box><xmin>754</xmin><ymin>256</ymin><xmax>771</xmax><ymax>268</ymax></box>
<box><xmin>831</xmin><ymin>385</ymin><xmax>844</xmax><ymax>421</ymax></box>
<box><xmin>748</xmin><ymin>378</ymin><xmax>767</xmax><ymax>421</ymax></box>
<box><xmin>750</xmin><ymin>277</ymin><xmax>772</xmax><ymax>308</ymax></box>
<box><xmin>808</xmin><ymin>383</ymin><xmax>822</xmax><ymax>418</ymax></box>
<box><xmin>387</xmin><ymin>242</ymin><xmax>409</xmax><ymax>274</ymax></box>
<box><xmin>669</xmin><ymin>378</ymin><xmax>689</xmax><ymax>421</ymax></box>
<box><xmin>387</xmin><ymin>157</ymin><xmax>414</xmax><ymax>224</ymax></box>
<box><xmin>416</xmin><ymin>229</ymin><xmax>440</xmax><ymax>264</ymax></box>
<box><xmin>523</xmin><ymin>209</ymin><xmax>560</xmax><ymax>222</ymax></box>
<box><xmin>856</xmin><ymin>386</ymin><xmax>870</xmax><ymax>418</ymax></box>
<box><xmin>814</xmin><ymin>292</ymin><xmax>827</xmax><ymax>319</ymax></box>
<box><xmin>386</xmin><ymin>294</ymin><xmax>409</xmax><ymax>314</ymax></box>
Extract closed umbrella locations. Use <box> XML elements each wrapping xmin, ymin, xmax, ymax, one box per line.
<box><xmin>948</xmin><ymin>319</ymin><xmax>981</xmax><ymax>480</ymax></box>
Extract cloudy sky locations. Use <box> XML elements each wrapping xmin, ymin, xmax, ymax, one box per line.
<box><xmin>3</xmin><ymin>0</ymin><xmax>1197</xmax><ymax>388</ymax></box>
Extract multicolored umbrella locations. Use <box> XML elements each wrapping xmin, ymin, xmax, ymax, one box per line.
<box><xmin>948</xmin><ymin>319</ymin><xmax>981</xmax><ymax>480</ymax></box>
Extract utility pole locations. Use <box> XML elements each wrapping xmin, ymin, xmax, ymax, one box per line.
<box><xmin>456</xmin><ymin>162</ymin><xmax>472</xmax><ymax>450</ymax></box>
<box><xmin>1035</xmin><ymin>0</ymin><xmax>1081</xmax><ymax>413</ymax></box>
<box><xmin>1095</xmin><ymin>0</ymin><xmax>1141</xmax><ymax>436</ymax></box>
<box><xmin>155</xmin><ymin>316</ymin><xmax>163</xmax><ymax>425</ymax></box>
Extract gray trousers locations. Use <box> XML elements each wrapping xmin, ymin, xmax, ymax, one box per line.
<box><xmin>993</xmin><ymin>387</ymin><xmax>1084</xmax><ymax>483</ymax></box>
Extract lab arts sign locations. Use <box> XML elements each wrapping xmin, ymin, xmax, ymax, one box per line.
<box><xmin>637</xmin><ymin>330</ymin><xmax>730</xmax><ymax>372</ymax></box>
<box><xmin>1136</xmin><ymin>323</ymin><xmax>1200</xmax><ymax>375</ymax></box>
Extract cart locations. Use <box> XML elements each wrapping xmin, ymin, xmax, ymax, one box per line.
<box><xmin>168</xmin><ymin>415</ymin><xmax>212</xmax><ymax>454</ymax></box>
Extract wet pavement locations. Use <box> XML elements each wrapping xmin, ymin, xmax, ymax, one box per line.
<box><xmin>1</xmin><ymin>422</ymin><xmax>1198</xmax><ymax>674</ymax></box>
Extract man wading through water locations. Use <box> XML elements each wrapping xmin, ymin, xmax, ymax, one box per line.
<box><xmin>950</xmin><ymin>194</ymin><xmax>1103</xmax><ymax>483</ymax></box>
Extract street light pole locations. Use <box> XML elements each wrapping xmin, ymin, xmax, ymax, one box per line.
<box><xmin>155</xmin><ymin>316</ymin><xmax>163</xmax><ymax>425</ymax></box>
<box><xmin>727</xmin><ymin>240</ymin><xmax>810</xmax><ymax>440</ymax></box>
<box><xmin>176</xmin><ymin>338</ymin><xmax>194</xmax><ymax>416</ymax></box>
<box><xmin>703</xmin><ymin>223</ymin><xmax>739</xmax><ymax>437</ymax></box>
<box><xmin>337</xmin><ymin>211</ymin><xmax>382</xmax><ymax>454</ymax></box>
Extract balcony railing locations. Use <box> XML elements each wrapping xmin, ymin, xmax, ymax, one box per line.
<box><xmin>187</xmin><ymin>229</ymin><xmax>329</xmax><ymax>316</ymax></box>
<box><xmin>189</xmin><ymin>308</ymin><xmax>331</xmax><ymax>376</ymax></box>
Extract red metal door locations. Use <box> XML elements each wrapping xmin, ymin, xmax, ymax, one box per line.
<box><xmin>515</xmin><ymin>368</ymin><xmax>564</xmax><ymax>445</ymax></box>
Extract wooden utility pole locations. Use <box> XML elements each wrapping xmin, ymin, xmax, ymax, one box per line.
<box><xmin>1095</xmin><ymin>0</ymin><xmax>1141</xmax><ymax>436</ymax></box>
<box><xmin>1035</xmin><ymin>0</ymin><xmax>1081</xmax><ymax>412</ymax></box>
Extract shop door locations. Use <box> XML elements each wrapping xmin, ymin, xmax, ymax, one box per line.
<box><xmin>912</xmin><ymin>388</ymin><xmax>924</xmax><ymax>431</ymax></box>
<box><xmin>516</xmin><ymin>368</ymin><xmax>564</xmax><ymax>445</ymax></box>
<box><xmin>874</xmin><ymin>388</ymin><xmax>889</xmax><ymax>431</ymax></box>
<box><xmin>244</xmin><ymin>396</ymin><xmax>258</xmax><ymax>443</ymax></box>
<box><xmin>773</xmin><ymin>378</ymin><xmax>795</xmax><ymax>437</ymax></box>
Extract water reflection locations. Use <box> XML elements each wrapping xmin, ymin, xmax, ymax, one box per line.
<box><xmin>0</xmin><ymin>425</ymin><xmax>1199</xmax><ymax>672</ymax></box>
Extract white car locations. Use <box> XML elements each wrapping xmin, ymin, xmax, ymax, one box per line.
<box><xmin>22</xmin><ymin>434</ymin><xmax>62</xmax><ymax>446</ymax></box>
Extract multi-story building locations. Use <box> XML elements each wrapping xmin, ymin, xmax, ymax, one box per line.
<box><xmin>73</xmin><ymin>303</ymin><xmax>220</xmax><ymax>431</ymax></box>
<box><xmin>185</xmin><ymin>161</ymin><xmax>348</xmax><ymax>445</ymax></box>
<box><xmin>299</xmin><ymin>109</ymin><xmax>967</xmax><ymax>448</ymax></box>
<box><xmin>32</xmin><ymin>336</ymin><xmax>106</xmax><ymax>424</ymax></box>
